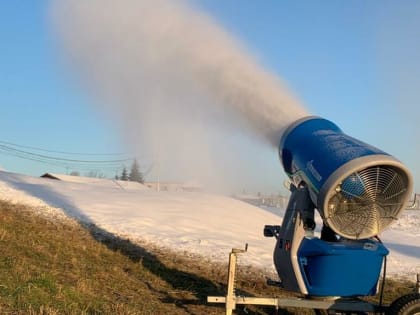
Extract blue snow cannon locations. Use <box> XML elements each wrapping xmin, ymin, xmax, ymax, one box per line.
<box><xmin>279</xmin><ymin>116</ymin><xmax>412</xmax><ymax>240</ymax></box>
<box><xmin>265</xmin><ymin>116</ymin><xmax>412</xmax><ymax>297</ymax></box>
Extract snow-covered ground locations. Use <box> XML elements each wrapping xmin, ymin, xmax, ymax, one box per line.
<box><xmin>0</xmin><ymin>170</ymin><xmax>418</xmax><ymax>280</ymax></box>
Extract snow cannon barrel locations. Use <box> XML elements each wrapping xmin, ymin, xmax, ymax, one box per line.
<box><xmin>279</xmin><ymin>116</ymin><xmax>413</xmax><ymax>240</ymax></box>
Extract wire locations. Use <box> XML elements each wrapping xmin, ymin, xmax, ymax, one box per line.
<box><xmin>0</xmin><ymin>140</ymin><xmax>128</xmax><ymax>156</ymax></box>
<box><xmin>379</xmin><ymin>255</ymin><xmax>387</xmax><ymax>307</ymax></box>
<box><xmin>0</xmin><ymin>144</ymin><xmax>131</xmax><ymax>164</ymax></box>
<box><xmin>376</xmin><ymin>236</ymin><xmax>387</xmax><ymax>307</ymax></box>
<box><xmin>0</xmin><ymin>141</ymin><xmax>139</xmax><ymax>175</ymax></box>
<box><xmin>0</xmin><ymin>147</ymin><xmax>124</xmax><ymax>171</ymax></box>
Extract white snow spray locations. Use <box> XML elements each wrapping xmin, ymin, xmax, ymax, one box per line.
<box><xmin>50</xmin><ymin>0</ymin><xmax>308</xmax><ymax>191</ymax></box>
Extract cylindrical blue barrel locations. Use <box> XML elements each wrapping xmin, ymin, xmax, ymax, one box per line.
<box><xmin>279</xmin><ymin>116</ymin><xmax>412</xmax><ymax>239</ymax></box>
<box><xmin>279</xmin><ymin>116</ymin><xmax>387</xmax><ymax>194</ymax></box>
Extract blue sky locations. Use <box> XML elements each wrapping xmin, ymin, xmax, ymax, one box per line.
<box><xmin>0</xmin><ymin>1</ymin><xmax>123</xmax><ymax>175</ymax></box>
<box><xmin>0</xmin><ymin>1</ymin><xmax>419</xmax><ymax>193</ymax></box>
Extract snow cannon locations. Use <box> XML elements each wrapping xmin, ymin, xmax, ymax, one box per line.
<box><xmin>279</xmin><ymin>116</ymin><xmax>412</xmax><ymax>240</ymax></box>
<box><xmin>264</xmin><ymin>116</ymin><xmax>413</xmax><ymax>297</ymax></box>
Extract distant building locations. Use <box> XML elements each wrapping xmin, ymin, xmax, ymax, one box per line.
<box><xmin>40</xmin><ymin>173</ymin><xmax>62</xmax><ymax>180</ymax></box>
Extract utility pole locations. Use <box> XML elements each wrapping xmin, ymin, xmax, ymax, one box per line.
<box><xmin>157</xmin><ymin>161</ymin><xmax>160</xmax><ymax>192</ymax></box>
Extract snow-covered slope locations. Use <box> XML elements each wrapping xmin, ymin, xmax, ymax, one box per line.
<box><xmin>0</xmin><ymin>170</ymin><xmax>418</xmax><ymax>279</ymax></box>
<box><xmin>0</xmin><ymin>171</ymin><xmax>278</xmax><ymax>269</ymax></box>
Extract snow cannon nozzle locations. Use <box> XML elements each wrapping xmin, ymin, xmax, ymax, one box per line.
<box><xmin>279</xmin><ymin>116</ymin><xmax>413</xmax><ymax>239</ymax></box>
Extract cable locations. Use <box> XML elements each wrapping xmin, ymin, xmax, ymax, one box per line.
<box><xmin>0</xmin><ymin>140</ymin><xmax>128</xmax><ymax>156</ymax></box>
<box><xmin>0</xmin><ymin>140</ymin><xmax>149</xmax><ymax>176</ymax></box>
<box><xmin>376</xmin><ymin>236</ymin><xmax>387</xmax><ymax>307</ymax></box>
<box><xmin>0</xmin><ymin>146</ymin><xmax>131</xmax><ymax>175</ymax></box>
<box><xmin>0</xmin><ymin>144</ymin><xmax>132</xmax><ymax>164</ymax></box>
<box><xmin>379</xmin><ymin>256</ymin><xmax>387</xmax><ymax>307</ymax></box>
<box><xmin>0</xmin><ymin>147</ymin><xmax>125</xmax><ymax>171</ymax></box>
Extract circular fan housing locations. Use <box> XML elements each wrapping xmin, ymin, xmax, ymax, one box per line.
<box><xmin>323</xmin><ymin>163</ymin><xmax>412</xmax><ymax>239</ymax></box>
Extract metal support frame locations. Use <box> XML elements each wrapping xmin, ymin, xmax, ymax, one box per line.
<box><xmin>416</xmin><ymin>273</ymin><xmax>420</xmax><ymax>294</ymax></box>
<box><xmin>223</xmin><ymin>244</ymin><xmax>248</xmax><ymax>315</ymax></box>
<box><xmin>207</xmin><ymin>245</ymin><xmax>382</xmax><ymax>314</ymax></box>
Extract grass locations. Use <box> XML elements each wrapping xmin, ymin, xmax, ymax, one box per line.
<box><xmin>0</xmin><ymin>200</ymin><xmax>416</xmax><ymax>314</ymax></box>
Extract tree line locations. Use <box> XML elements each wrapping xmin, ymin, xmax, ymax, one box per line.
<box><xmin>115</xmin><ymin>159</ymin><xmax>144</xmax><ymax>183</ymax></box>
<box><xmin>69</xmin><ymin>159</ymin><xmax>144</xmax><ymax>184</ymax></box>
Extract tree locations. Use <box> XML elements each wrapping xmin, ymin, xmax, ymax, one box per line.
<box><xmin>120</xmin><ymin>167</ymin><xmax>128</xmax><ymax>181</ymax></box>
<box><xmin>129</xmin><ymin>159</ymin><xmax>144</xmax><ymax>183</ymax></box>
<box><xmin>69</xmin><ymin>171</ymin><xmax>80</xmax><ymax>176</ymax></box>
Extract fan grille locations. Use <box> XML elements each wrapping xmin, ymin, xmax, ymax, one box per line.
<box><xmin>326</xmin><ymin>166</ymin><xmax>409</xmax><ymax>239</ymax></box>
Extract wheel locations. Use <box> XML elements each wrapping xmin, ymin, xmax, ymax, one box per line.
<box><xmin>387</xmin><ymin>293</ymin><xmax>420</xmax><ymax>315</ymax></box>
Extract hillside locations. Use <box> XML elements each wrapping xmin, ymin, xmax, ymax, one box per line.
<box><xmin>0</xmin><ymin>171</ymin><xmax>281</xmax><ymax>272</ymax></box>
<box><xmin>0</xmin><ymin>170</ymin><xmax>418</xmax><ymax>279</ymax></box>
<box><xmin>0</xmin><ymin>201</ymin><xmax>416</xmax><ymax>315</ymax></box>
<box><xmin>0</xmin><ymin>200</ymin><xmax>258</xmax><ymax>314</ymax></box>
<box><xmin>0</xmin><ymin>170</ymin><xmax>418</xmax><ymax>314</ymax></box>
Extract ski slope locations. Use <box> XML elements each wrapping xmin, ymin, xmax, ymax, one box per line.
<box><xmin>0</xmin><ymin>170</ymin><xmax>418</xmax><ymax>279</ymax></box>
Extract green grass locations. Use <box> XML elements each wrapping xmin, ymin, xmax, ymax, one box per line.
<box><xmin>0</xmin><ymin>200</ymin><xmax>416</xmax><ymax>314</ymax></box>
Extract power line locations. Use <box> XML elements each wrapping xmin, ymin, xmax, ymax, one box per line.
<box><xmin>0</xmin><ymin>147</ymin><xmax>126</xmax><ymax>171</ymax></box>
<box><xmin>0</xmin><ymin>140</ymin><xmax>128</xmax><ymax>156</ymax></box>
<box><xmin>0</xmin><ymin>140</ymin><xmax>154</xmax><ymax>176</ymax></box>
<box><xmin>0</xmin><ymin>144</ymin><xmax>132</xmax><ymax>164</ymax></box>
<box><xmin>0</xmin><ymin>141</ymin><xmax>139</xmax><ymax>174</ymax></box>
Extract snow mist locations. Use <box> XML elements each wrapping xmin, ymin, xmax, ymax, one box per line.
<box><xmin>51</xmin><ymin>0</ymin><xmax>308</xmax><ymax>191</ymax></box>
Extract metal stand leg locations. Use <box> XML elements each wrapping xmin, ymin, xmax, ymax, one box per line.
<box><xmin>207</xmin><ymin>245</ymin><xmax>247</xmax><ymax>315</ymax></box>
<box><xmin>225</xmin><ymin>251</ymin><xmax>237</xmax><ymax>315</ymax></box>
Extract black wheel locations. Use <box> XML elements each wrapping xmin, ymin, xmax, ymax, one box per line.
<box><xmin>387</xmin><ymin>293</ymin><xmax>420</xmax><ymax>315</ymax></box>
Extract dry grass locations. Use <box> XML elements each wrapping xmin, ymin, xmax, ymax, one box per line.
<box><xmin>0</xmin><ymin>200</ymin><xmax>416</xmax><ymax>314</ymax></box>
